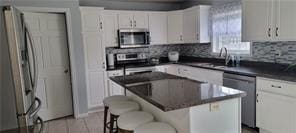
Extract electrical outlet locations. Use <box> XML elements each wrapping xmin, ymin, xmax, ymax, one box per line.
<box><xmin>275</xmin><ymin>50</ymin><xmax>282</xmax><ymax>56</ymax></box>
<box><xmin>210</xmin><ymin>102</ymin><xmax>220</xmax><ymax>112</ymax></box>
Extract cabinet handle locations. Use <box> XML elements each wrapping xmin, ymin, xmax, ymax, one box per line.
<box><xmin>134</xmin><ymin>20</ymin><xmax>136</xmax><ymax>27</ymax></box>
<box><xmin>197</xmin><ymin>34</ymin><xmax>199</xmax><ymax>40</ymax></box>
<box><xmin>130</xmin><ymin>20</ymin><xmax>133</xmax><ymax>27</ymax></box>
<box><xmin>180</xmin><ymin>35</ymin><xmax>183</xmax><ymax>41</ymax></box>
<box><xmin>102</xmin><ymin>62</ymin><xmax>105</xmax><ymax>69</ymax></box>
<box><xmin>276</xmin><ymin>27</ymin><xmax>279</xmax><ymax>37</ymax></box>
<box><xmin>99</xmin><ymin>22</ymin><xmax>103</xmax><ymax>29</ymax></box>
<box><xmin>271</xmin><ymin>85</ymin><xmax>282</xmax><ymax>88</ymax></box>
<box><xmin>256</xmin><ymin>93</ymin><xmax>259</xmax><ymax>103</ymax></box>
<box><xmin>268</xmin><ymin>28</ymin><xmax>271</xmax><ymax>37</ymax></box>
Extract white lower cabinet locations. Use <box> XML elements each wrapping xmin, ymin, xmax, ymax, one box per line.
<box><xmin>178</xmin><ymin>66</ymin><xmax>223</xmax><ymax>86</ymax></box>
<box><xmin>256</xmin><ymin>78</ymin><xmax>296</xmax><ymax>133</ymax></box>
<box><xmin>156</xmin><ymin>65</ymin><xmax>223</xmax><ymax>85</ymax></box>
<box><xmin>106</xmin><ymin>70</ymin><xmax>125</xmax><ymax>96</ymax></box>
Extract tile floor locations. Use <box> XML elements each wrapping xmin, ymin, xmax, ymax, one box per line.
<box><xmin>44</xmin><ymin>111</ymin><xmax>258</xmax><ymax>133</ymax></box>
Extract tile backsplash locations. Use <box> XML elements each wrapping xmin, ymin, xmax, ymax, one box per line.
<box><xmin>106</xmin><ymin>42</ymin><xmax>296</xmax><ymax>64</ymax></box>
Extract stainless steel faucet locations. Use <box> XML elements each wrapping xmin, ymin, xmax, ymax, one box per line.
<box><xmin>219</xmin><ymin>47</ymin><xmax>231</xmax><ymax>66</ymax></box>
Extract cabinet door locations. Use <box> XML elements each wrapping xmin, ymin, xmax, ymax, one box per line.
<box><xmin>83</xmin><ymin>32</ymin><xmax>104</xmax><ymax>70</ymax></box>
<box><xmin>118</xmin><ymin>11</ymin><xmax>134</xmax><ymax>28</ymax></box>
<box><xmin>109</xmin><ymin>80</ymin><xmax>125</xmax><ymax>96</ymax></box>
<box><xmin>166</xmin><ymin>65</ymin><xmax>180</xmax><ymax>76</ymax></box>
<box><xmin>102</xmin><ymin>10</ymin><xmax>119</xmax><ymax>48</ymax></box>
<box><xmin>83</xmin><ymin>32</ymin><xmax>106</xmax><ymax>108</ymax></box>
<box><xmin>183</xmin><ymin>7</ymin><xmax>199</xmax><ymax>43</ymax></box>
<box><xmin>107</xmin><ymin>70</ymin><xmax>125</xmax><ymax>96</ymax></box>
<box><xmin>257</xmin><ymin>91</ymin><xmax>296</xmax><ymax>133</ymax></box>
<box><xmin>80</xmin><ymin>8</ymin><xmax>102</xmax><ymax>32</ymax></box>
<box><xmin>133</xmin><ymin>11</ymin><xmax>149</xmax><ymax>29</ymax></box>
<box><xmin>275</xmin><ymin>0</ymin><xmax>296</xmax><ymax>41</ymax></box>
<box><xmin>242</xmin><ymin>0</ymin><xmax>273</xmax><ymax>41</ymax></box>
<box><xmin>87</xmin><ymin>71</ymin><xmax>106</xmax><ymax>108</ymax></box>
<box><xmin>168</xmin><ymin>10</ymin><xmax>183</xmax><ymax>44</ymax></box>
<box><xmin>148</xmin><ymin>12</ymin><xmax>168</xmax><ymax>44</ymax></box>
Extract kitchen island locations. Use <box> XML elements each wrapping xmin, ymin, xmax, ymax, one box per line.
<box><xmin>110</xmin><ymin>72</ymin><xmax>246</xmax><ymax>133</ymax></box>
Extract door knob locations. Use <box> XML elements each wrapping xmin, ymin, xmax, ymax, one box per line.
<box><xmin>64</xmin><ymin>69</ymin><xmax>69</xmax><ymax>74</ymax></box>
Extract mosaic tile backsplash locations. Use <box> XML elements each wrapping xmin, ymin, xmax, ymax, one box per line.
<box><xmin>106</xmin><ymin>42</ymin><xmax>296</xmax><ymax>64</ymax></box>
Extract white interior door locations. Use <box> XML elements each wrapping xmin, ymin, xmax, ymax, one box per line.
<box><xmin>24</xmin><ymin>12</ymin><xmax>73</xmax><ymax>121</ymax></box>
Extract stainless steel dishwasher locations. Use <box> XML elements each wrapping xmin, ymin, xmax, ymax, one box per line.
<box><xmin>223</xmin><ymin>73</ymin><xmax>256</xmax><ymax>128</ymax></box>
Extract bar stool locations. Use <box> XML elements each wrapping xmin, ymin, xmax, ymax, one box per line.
<box><xmin>117</xmin><ymin>111</ymin><xmax>154</xmax><ymax>133</ymax></box>
<box><xmin>103</xmin><ymin>95</ymin><xmax>131</xmax><ymax>133</ymax></box>
<box><xmin>134</xmin><ymin>122</ymin><xmax>176</xmax><ymax>133</ymax></box>
<box><xmin>109</xmin><ymin>101</ymin><xmax>140</xmax><ymax>133</ymax></box>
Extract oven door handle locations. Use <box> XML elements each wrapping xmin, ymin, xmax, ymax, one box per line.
<box><xmin>128</xmin><ymin>70</ymin><xmax>153</xmax><ymax>75</ymax></box>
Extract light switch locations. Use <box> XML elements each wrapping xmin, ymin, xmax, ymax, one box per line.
<box><xmin>210</xmin><ymin>102</ymin><xmax>220</xmax><ymax>112</ymax></box>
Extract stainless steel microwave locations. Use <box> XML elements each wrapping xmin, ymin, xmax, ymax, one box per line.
<box><xmin>118</xmin><ymin>29</ymin><xmax>150</xmax><ymax>48</ymax></box>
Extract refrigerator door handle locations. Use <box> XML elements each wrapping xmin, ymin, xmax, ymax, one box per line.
<box><xmin>29</xmin><ymin>97</ymin><xmax>42</xmax><ymax>118</ymax></box>
<box><xmin>24</xmin><ymin>22</ymin><xmax>38</xmax><ymax>94</ymax></box>
<box><xmin>34</xmin><ymin>116</ymin><xmax>44</xmax><ymax>133</ymax></box>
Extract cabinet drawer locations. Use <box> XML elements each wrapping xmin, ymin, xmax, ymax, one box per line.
<box><xmin>257</xmin><ymin>77</ymin><xmax>296</xmax><ymax>98</ymax></box>
<box><xmin>108</xmin><ymin>70</ymin><xmax>124</xmax><ymax>77</ymax></box>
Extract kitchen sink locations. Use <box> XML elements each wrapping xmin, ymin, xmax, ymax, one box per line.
<box><xmin>185</xmin><ymin>62</ymin><xmax>229</xmax><ymax>69</ymax></box>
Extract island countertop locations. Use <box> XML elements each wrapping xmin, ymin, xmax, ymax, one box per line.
<box><xmin>110</xmin><ymin>72</ymin><xmax>246</xmax><ymax>112</ymax></box>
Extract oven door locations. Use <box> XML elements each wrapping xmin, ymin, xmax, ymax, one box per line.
<box><xmin>118</xmin><ymin>29</ymin><xmax>150</xmax><ymax>48</ymax></box>
<box><xmin>125</xmin><ymin>66</ymin><xmax>156</xmax><ymax>75</ymax></box>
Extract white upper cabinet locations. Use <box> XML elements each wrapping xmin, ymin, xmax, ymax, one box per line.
<box><xmin>102</xmin><ymin>10</ymin><xmax>119</xmax><ymax>47</ymax></box>
<box><xmin>275</xmin><ymin>0</ymin><xmax>296</xmax><ymax>41</ymax></box>
<box><xmin>80</xmin><ymin>7</ymin><xmax>104</xmax><ymax>32</ymax></box>
<box><xmin>183</xmin><ymin>6</ymin><xmax>210</xmax><ymax>43</ymax></box>
<box><xmin>242</xmin><ymin>0</ymin><xmax>296</xmax><ymax>41</ymax></box>
<box><xmin>118</xmin><ymin>11</ymin><xmax>148</xmax><ymax>29</ymax></box>
<box><xmin>118</xmin><ymin>11</ymin><xmax>134</xmax><ymax>28</ymax></box>
<box><xmin>167</xmin><ymin>10</ymin><xmax>184</xmax><ymax>44</ymax></box>
<box><xmin>242</xmin><ymin>0</ymin><xmax>273</xmax><ymax>41</ymax></box>
<box><xmin>148</xmin><ymin>12</ymin><xmax>168</xmax><ymax>45</ymax></box>
<box><xmin>133</xmin><ymin>11</ymin><xmax>149</xmax><ymax>29</ymax></box>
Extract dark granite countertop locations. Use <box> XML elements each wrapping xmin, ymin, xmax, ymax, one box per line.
<box><xmin>110</xmin><ymin>72</ymin><xmax>246</xmax><ymax>112</ymax></box>
<box><xmin>107</xmin><ymin>56</ymin><xmax>296</xmax><ymax>82</ymax></box>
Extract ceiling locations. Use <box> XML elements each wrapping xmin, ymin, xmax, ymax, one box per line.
<box><xmin>79</xmin><ymin>0</ymin><xmax>189</xmax><ymax>3</ymax></box>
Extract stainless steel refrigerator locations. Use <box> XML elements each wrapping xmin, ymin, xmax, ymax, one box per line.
<box><xmin>3</xmin><ymin>6</ymin><xmax>44</xmax><ymax>133</ymax></box>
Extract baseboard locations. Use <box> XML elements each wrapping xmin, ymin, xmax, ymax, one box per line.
<box><xmin>76</xmin><ymin>113</ymin><xmax>88</xmax><ymax>118</ymax></box>
<box><xmin>88</xmin><ymin>106</ymin><xmax>104</xmax><ymax>114</ymax></box>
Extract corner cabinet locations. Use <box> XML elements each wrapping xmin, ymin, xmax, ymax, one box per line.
<box><xmin>183</xmin><ymin>5</ymin><xmax>210</xmax><ymax>43</ymax></box>
<box><xmin>242</xmin><ymin>0</ymin><xmax>296</xmax><ymax>42</ymax></box>
<box><xmin>80</xmin><ymin>7</ymin><xmax>107</xmax><ymax>109</ymax></box>
<box><xmin>256</xmin><ymin>77</ymin><xmax>296</xmax><ymax>133</ymax></box>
